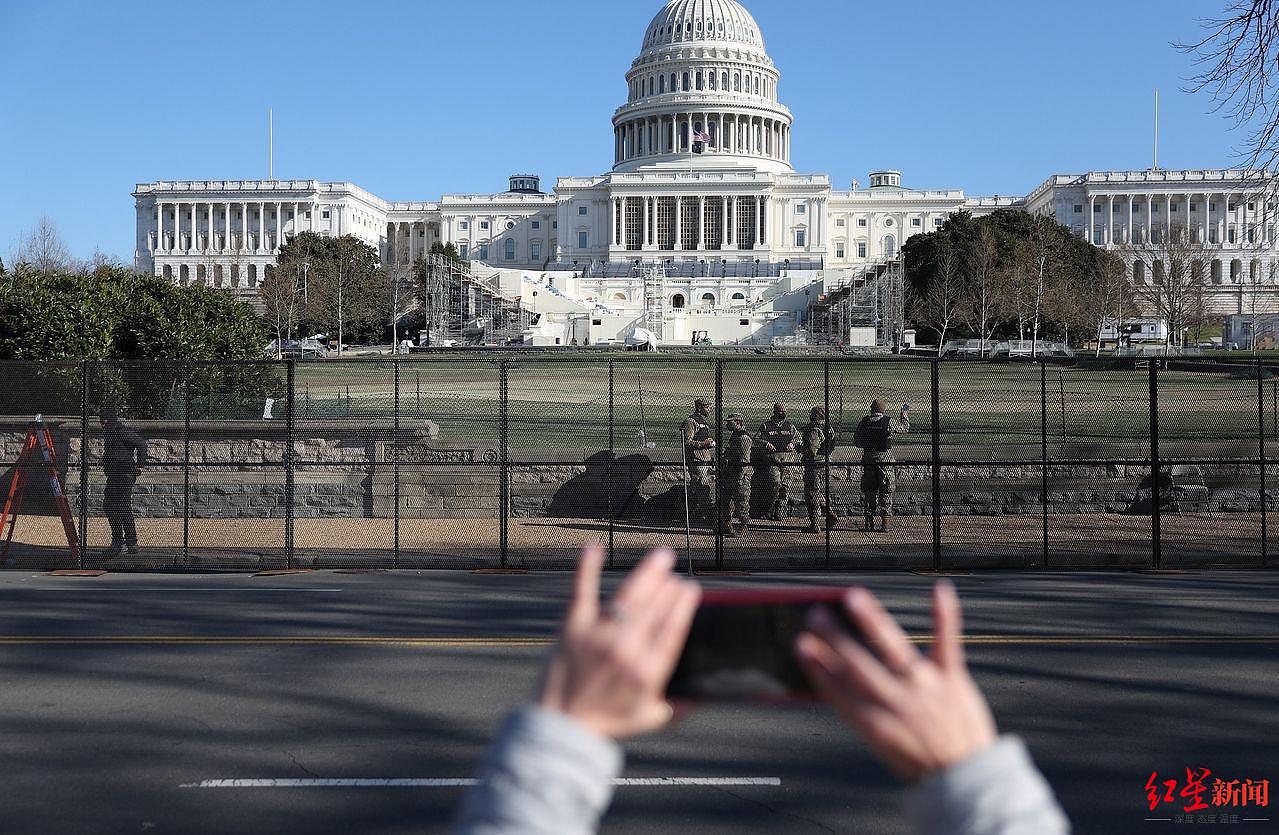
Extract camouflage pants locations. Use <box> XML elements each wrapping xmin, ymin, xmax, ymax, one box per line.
<box><xmin>720</xmin><ymin>467</ymin><xmax>752</xmax><ymax>528</ymax></box>
<box><xmin>764</xmin><ymin>453</ymin><xmax>797</xmax><ymax>517</ymax></box>
<box><xmin>803</xmin><ymin>464</ymin><xmax>823</xmax><ymax>526</ymax></box>
<box><xmin>861</xmin><ymin>462</ymin><xmax>896</xmax><ymax>515</ymax></box>
<box><xmin>687</xmin><ymin>462</ymin><xmax>714</xmax><ymax>519</ymax></box>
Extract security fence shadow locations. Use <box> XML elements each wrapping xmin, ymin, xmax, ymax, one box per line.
<box><xmin>1</xmin><ymin>356</ymin><xmax>1274</xmax><ymax>571</ymax></box>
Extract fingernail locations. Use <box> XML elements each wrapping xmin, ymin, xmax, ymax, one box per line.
<box><xmin>653</xmin><ymin>548</ymin><xmax>675</xmax><ymax>566</ymax></box>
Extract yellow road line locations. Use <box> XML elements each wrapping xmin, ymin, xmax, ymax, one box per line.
<box><xmin>0</xmin><ymin>635</ymin><xmax>1275</xmax><ymax>646</ymax></box>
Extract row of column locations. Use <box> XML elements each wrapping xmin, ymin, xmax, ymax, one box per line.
<box><xmin>1087</xmin><ymin>192</ymin><xmax>1271</xmax><ymax>247</ymax></box>
<box><xmin>153</xmin><ymin>200</ymin><xmax>316</xmax><ymax>254</ymax></box>
<box><xmin>390</xmin><ymin>221</ymin><xmax>437</xmax><ymax>265</ymax></box>
<box><xmin>614</xmin><ymin>113</ymin><xmax>789</xmax><ymax>164</ymax></box>
<box><xmin>610</xmin><ymin>195</ymin><xmax>768</xmax><ymax>251</ymax></box>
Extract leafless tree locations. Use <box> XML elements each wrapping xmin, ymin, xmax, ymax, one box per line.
<box><xmin>1014</xmin><ymin>213</ymin><xmax>1064</xmax><ymax>358</ymax></box>
<box><xmin>386</xmin><ymin>262</ymin><xmax>416</xmax><ymax>351</ymax></box>
<box><xmin>259</xmin><ymin>261</ymin><xmax>304</xmax><ymax>357</ymax></box>
<box><xmin>1180</xmin><ymin>2</ymin><xmax>1279</xmax><ymax>172</ymax></box>
<box><xmin>1123</xmin><ymin>225</ymin><xmax>1211</xmax><ymax>354</ymax></box>
<box><xmin>11</xmin><ymin>216</ymin><xmax>76</xmax><ymax>273</ymax></box>
<box><xmin>911</xmin><ymin>240</ymin><xmax>966</xmax><ymax>352</ymax></box>
<box><xmin>962</xmin><ymin>225</ymin><xmax>1010</xmax><ymax>357</ymax></box>
<box><xmin>1083</xmin><ymin>251</ymin><xmax>1139</xmax><ymax>357</ymax></box>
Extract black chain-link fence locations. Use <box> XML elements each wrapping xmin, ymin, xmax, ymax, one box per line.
<box><xmin>1</xmin><ymin>356</ymin><xmax>1274</xmax><ymax>571</ymax></box>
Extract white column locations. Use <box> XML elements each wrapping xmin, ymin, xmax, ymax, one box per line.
<box><xmin>1146</xmin><ymin>195</ymin><xmax>1153</xmax><ymax>242</ymax></box>
<box><xmin>695</xmin><ymin>196</ymin><xmax>703</xmax><ymax>250</ymax></box>
<box><xmin>675</xmin><ymin>196</ymin><xmax>683</xmax><ymax>250</ymax></box>
<box><xmin>1126</xmin><ymin>196</ymin><xmax>1133</xmax><ymax>243</ymax></box>
<box><xmin>155</xmin><ymin>202</ymin><xmax>163</xmax><ymax>253</ymax></box>
<box><xmin>276</xmin><ymin>202</ymin><xmax>283</xmax><ymax>250</ymax></box>
<box><xmin>642</xmin><ymin>196</ymin><xmax>650</xmax><ymax>247</ymax></box>
<box><xmin>1106</xmin><ymin>195</ymin><xmax>1114</xmax><ymax>246</ymax></box>
<box><xmin>1165</xmin><ymin>195</ymin><xmax>1172</xmax><ymax>242</ymax></box>
<box><xmin>1087</xmin><ymin>196</ymin><xmax>1095</xmax><ymax>246</ymax></box>
<box><xmin>258</xmin><ymin>202</ymin><xmax>265</xmax><ymax>252</ymax></box>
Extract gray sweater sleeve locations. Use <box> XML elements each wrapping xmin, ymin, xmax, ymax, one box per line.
<box><xmin>902</xmin><ymin>736</ymin><xmax>1071</xmax><ymax>835</ymax></box>
<box><xmin>453</xmin><ymin>706</ymin><xmax>623</xmax><ymax>835</ymax></box>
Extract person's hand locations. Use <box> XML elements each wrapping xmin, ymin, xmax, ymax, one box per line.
<box><xmin>765</xmin><ymin>442</ymin><xmax>776</xmax><ymax>453</ymax></box>
<box><xmin>539</xmin><ymin>545</ymin><xmax>701</xmax><ymax>740</ymax></box>
<box><xmin>796</xmin><ymin>582</ymin><xmax>997</xmax><ymax>785</ymax></box>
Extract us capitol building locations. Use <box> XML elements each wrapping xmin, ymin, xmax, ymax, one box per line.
<box><xmin>133</xmin><ymin>0</ymin><xmax>1279</xmax><ymax>346</ymax></box>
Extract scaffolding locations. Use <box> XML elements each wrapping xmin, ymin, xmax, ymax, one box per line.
<box><xmin>642</xmin><ymin>263</ymin><xmax>667</xmax><ymax>342</ymax></box>
<box><xmin>803</xmin><ymin>257</ymin><xmax>907</xmax><ymax>349</ymax></box>
<box><xmin>419</xmin><ymin>254</ymin><xmax>535</xmax><ymax>346</ymax></box>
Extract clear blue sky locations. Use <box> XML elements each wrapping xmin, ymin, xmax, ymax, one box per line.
<box><xmin>0</xmin><ymin>0</ymin><xmax>1246</xmax><ymax>263</ymax></box>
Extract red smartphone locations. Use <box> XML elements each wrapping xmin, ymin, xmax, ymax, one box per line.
<box><xmin>666</xmin><ymin>587</ymin><xmax>862</xmax><ymax>702</ymax></box>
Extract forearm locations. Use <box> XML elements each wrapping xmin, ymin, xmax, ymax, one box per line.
<box><xmin>902</xmin><ymin>736</ymin><xmax>1070</xmax><ymax>835</ymax></box>
<box><xmin>454</xmin><ymin>706</ymin><xmax>622</xmax><ymax>835</ymax></box>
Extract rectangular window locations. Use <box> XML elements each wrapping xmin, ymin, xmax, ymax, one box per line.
<box><xmin>552</xmin><ymin>221</ymin><xmax>558</xmax><ymax>230</ymax></box>
<box><xmin>911</xmin><ymin>218</ymin><xmax>922</xmax><ymax>227</ymax></box>
<box><xmin>858</xmin><ymin>242</ymin><xmax>867</xmax><ymax>258</ymax></box>
<box><xmin>795</xmin><ymin>229</ymin><xmax>807</xmax><ymax>247</ymax></box>
<box><xmin>1229</xmin><ymin>227</ymin><xmax>1237</xmax><ymax>243</ymax></box>
<box><xmin>532</xmin><ymin>221</ymin><xmax>541</xmax><ymax>229</ymax></box>
<box><xmin>479</xmin><ymin>244</ymin><xmax>489</xmax><ymax>260</ymax></box>
<box><xmin>1073</xmin><ymin>205</ymin><xmax>1083</xmax><ymax>213</ymax></box>
<box><xmin>460</xmin><ymin>221</ymin><xmax>469</xmax><ymax>230</ymax></box>
<box><xmin>579</xmin><ymin>206</ymin><xmax>588</xmax><ymax>215</ymax></box>
<box><xmin>1248</xmin><ymin>202</ymin><xmax>1256</xmax><ymax>211</ymax></box>
<box><xmin>578</xmin><ymin>231</ymin><xmax>589</xmax><ymax>248</ymax></box>
<box><xmin>1190</xmin><ymin>203</ymin><xmax>1197</xmax><ymax>212</ymax></box>
<box><xmin>857</xmin><ymin>218</ymin><xmax>867</xmax><ymax>227</ymax></box>
<box><xmin>934</xmin><ymin>218</ymin><xmax>943</xmax><ymax>227</ymax></box>
<box><xmin>459</xmin><ymin>244</ymin><xmax>469</xmax><ymax>258</ymax></box>
<box><xmin>531</xmin><ymin>242</ymin><xmax>542</xmax><ymax>260</ymax></box>
<box><xmin>322</xmin><ymin>210</ymin><xmax>330</xmax><ymax>219</ymax></box>
<box><xmin>835</xmin><ymin>218</ymin><xmax>845</xmax><ymax>227</ymax></box>
<box><xmin>1229</xmin><ymin>203</ymin><xmax>1236</xmax><ymax>212</ymax></box>
<box><xmin>835</xmin><ymin>244</ymin><xmax>845</xmax><ymax>258</ymax></box>
<box><xmin>1171</xmin><ymin>204</ymin><xmax>1179</xmax><ymax>212</ymax></box>
<box><xmin>795</xmin><ymin>204</ymin><xmax>806</xmax><ymax>214</ymax></box>
<box><xmin>480</xmin><ymin>221</ymin><xmax>489</xmax><ymax>230</ymax></box>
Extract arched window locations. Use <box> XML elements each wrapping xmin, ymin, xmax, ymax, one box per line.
<box><xmin>882</xmin><ymin>234</ymin><xmax>897</xmax><ymax>257</ymax></box>
<box><xmin>1211</xmin><ymin>260</ymin><xmax>1222</xmax><ymax>284</ymax></box>
<box><xmin>659</xmin><ymin>75</ymin><xmax>666</xmax><ymax>93</ymax></box>
<box><xmin>699</xmin><ymin>292</ymin><xmax>716</xmax><ymax>308</ymax></box>
<box><xmin>648</xmin><ymin>76</ymin><xmax>654</xmax><ymax>95</ymax></box>
<box><xmin>754</xmin><ymin>75</ymin><xmax>760</xmax><ymax>95</ymax></box>
<box><xmin>247</xmin><ymin>264</ymin><xmax>258</xmax><ymax>287</ymax></box>
<box><xmin>696</xmin><ymin>70</ymin><xmax>703</xmax><ymax>90</ymax></box>
<box><xmin>682</xmin><ymin>72</ymin><xmax>690</xmax><ymax>91</ymax></box>
<box><xmin>670</xmin><ymin>73</ymin><xmax>677</xmax><ymax>91</ymax></box>
<box><xmin>722</xmin><ymin>71</ymin><xmax>729</xmax><ymax>89</ymax></box>
<box><xmin>671</xmin><ymin>293</ymin><xmax>686</xmax><ymax>309</ymax></box>
<box><xmin>734</xmin><ymin>72</ymin><xmax>741</xmax><ymax>92</ymax></box>
<box><xmin>612</xmin><ymin>292</ymin><xmax>627</xmax><ymax>303</ymax></box>
<box><xmin>731</xmin><ymin>292</ymin><xmax>746</xmax><ymax>303</ymax></box>
<box><xmin>504</xmin><ymin>238</ymin><xmax>516</xmax><ymax>260</ymax></box>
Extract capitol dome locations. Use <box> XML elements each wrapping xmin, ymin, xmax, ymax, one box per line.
<box><xmin>612</xmin><ymin>0</ymin><xmax>793</xmax><ymax>175</ymax></box>
<box><xmin>641</xmin><ymin>0</ymin><xmax>766</xmax><ymax>53</ymax></box>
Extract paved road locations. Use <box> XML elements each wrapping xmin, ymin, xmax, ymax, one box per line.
<box><xmin>0</xmin><ymin>569</ymin><xmax>1275</xmax><ymax>834</ymax></box>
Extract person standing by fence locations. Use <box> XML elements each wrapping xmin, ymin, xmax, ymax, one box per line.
<box><xmin>681</xmin><ymin>398</ymin><xmax>716</xmax><ymax>520</ymax></box>
<box><xmin>99</xmin><ymin>407</ymin><xmax>147</xmax><ymax>557</ymax></box>
<box><xmin>759</xmin><ymin>402</ymin><xmax>798</xmax><ymax>521</ymax></box>
<box><xmin>719</xmin><ymin>414</ymin><xmax>753</xmax><ymax>537</ymax></box>
<box><xmin>854</xmin><ymin>400</ymin><xmax>909</xmax><ymax>532</ymax></box>
<box><xmin>801</xmin><ymin>406</ymin><xmax>840</xmax><ymax>534</ymax></box>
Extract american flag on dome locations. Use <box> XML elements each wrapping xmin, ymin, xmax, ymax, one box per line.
<box><xmin>693</xmin><ymin>130</ymin><xmax>712</xmax><ymax>143</ymax></box>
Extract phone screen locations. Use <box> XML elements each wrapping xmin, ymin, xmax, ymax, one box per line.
<box><xmin>666</xmin><ymin>589</ymin><xmax>861</xmax><ymax>702</ymax></box>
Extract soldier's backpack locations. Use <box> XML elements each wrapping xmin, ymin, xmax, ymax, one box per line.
<box><xmin>857</xmin><ymin>415</ymin><xmax>893</xmax><ymax>453</ymax></box>
<box><xmin>818</xmin><ymin>428</ymin><xmax>837</xmax><ymax>457</ymax></box>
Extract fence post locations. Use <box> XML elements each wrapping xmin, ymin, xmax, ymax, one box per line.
<box><xmin>931</xmin><ymin>360</ymin><xmax>942</xmax><ymax>572</ymax></box>
<box><xmin>824</xmin><ymin>360</ymin><xmax>831</xmax><ymax>569</ymax></box>
<box><xmin>1259</xmin><ymin>362</ymin><xmax>1268</xmax><ymax>567</ymax></box>
<box><xmin>393</xmin><ymin>359</ymin><xmax>401</xmax><ymax>569</ymax></box>
<box><xmin>78</xmin><ymin>361</ymin><xmax>89</xmax><ymax>568</ymax></box>
<box><xmin>285</xmin><ymin>360</ymin><xmax>295</xmax><ymax>569</ymax></box>
<box><xmin>499</xmin><ymin>359</ymin><xmax>509</xmax><ymax>569</ymax></box>
<box><xmin>1040</xmin><ymin>362</ymin><xmax>1049</xmax><ymax>569</ymax></box>
<box><xmin>183</xmin><ymin>366</ymin><xmax>191</xmax><ymax>567</ymax></box>
<box><xmin>1149</xmin><ymin>361</ymin><xmax>1161</xmax><ymax>570</ymax></box>
<box><xmin>714</xmin><ymin>359</ymin><xmax>724</xmax><ymax>571</ymax></box>
<box><xmin>607</xmin><ymin>360</ymin><xmax>615</xmax><ymax>569</ymax></box>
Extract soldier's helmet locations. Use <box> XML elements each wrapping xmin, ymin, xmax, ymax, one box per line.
<box><xmin>725</xmin><ymin>413</ymin><xmax>744</xmax><ymax>425</ymax></box>
<box><xmin>694</xmin><ymin>398</ymin><xmax>710</xmax><ymax>411</ymax></box>
<box><xmin>810</xmin><ymin>406</ymin><xmax>825</xmax><ymax>422</ymax></box>
<box><xmin>871</xmin><ymin>400</ymin><xmax>885</xmax><ymax>415</ymax></box>
<box><xmin>772</xmin><ymin>402</ymin><xmax>786</xmax><ymax>418</ymax></box>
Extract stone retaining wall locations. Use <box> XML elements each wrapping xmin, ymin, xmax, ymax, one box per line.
<box><xmin>3</xmin><ymin>422</ymin><xmax>1266</xmax><ymax>520</ymax></box>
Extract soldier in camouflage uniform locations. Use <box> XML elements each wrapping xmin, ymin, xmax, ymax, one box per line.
<box><xmin>758</xmin><ymin>402</ymin><xmax>798</xmax><ymax>521</ymax></box>
<box><xmin>681</xmin><ymin>398</ymin><xmax>716</xmax><ymax>520</ymax></box>
<box><xmin>853</xmin><ymin>399</ymin><xmax>911</xmax><ymax>532</ymax></box>
<box><xmin>801</xmin><ymin>406</ymin><xmax>840</xmax><ymax>533</ymax></box>
<box><xmin>719</xmin><ymin>413</ymin><xmax>753</xmax><ymax>537</ymax></box>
